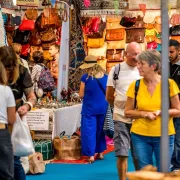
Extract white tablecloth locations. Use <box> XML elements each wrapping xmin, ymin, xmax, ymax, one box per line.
<box><xmin>53</xmin><ymin>104</ymin><xmax>82</xmax><ymax>138</ymax></box>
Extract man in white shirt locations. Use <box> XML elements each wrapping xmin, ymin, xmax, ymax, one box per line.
<box><xmin>106</xmin><ymin>42</ymin><xmax>142</xmax><ymax>180</ymax></box>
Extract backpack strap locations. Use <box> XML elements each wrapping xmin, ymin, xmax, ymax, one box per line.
<box><xmin>113</xmin><ymin>64</ymin><xmax>120</xmax><ymax>81</ymax></box>
<box><xmin>134</xmin><ymin>79</ymin><xmax>140</xmax><ymax>109</ymax></box>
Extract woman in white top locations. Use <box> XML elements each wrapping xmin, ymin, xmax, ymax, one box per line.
<box><xmin>0</xmin><ymin>61</ymin><xmax>16</xmax><ymax>179</ymax></box>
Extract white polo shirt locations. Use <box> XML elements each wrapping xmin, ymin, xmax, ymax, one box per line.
<box><xmin>107</xmin><ymin>61</ymin><xmax>140</xmax><ymax>123</ymax></box>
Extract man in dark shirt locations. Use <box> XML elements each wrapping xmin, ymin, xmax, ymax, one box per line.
<box><xmin>169</xmin><ymin>39</ymin><xmax>180</xmax><ymax>171</ymax></box>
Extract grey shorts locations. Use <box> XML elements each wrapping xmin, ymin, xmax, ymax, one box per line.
<box><xmin>113</xmin><ymin>120</ymin><xmax>132</xmax><ymax>157</ymax></box>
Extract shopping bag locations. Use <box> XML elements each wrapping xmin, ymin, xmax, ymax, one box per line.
<box><xmin>103</xmin><ymin>104</ymin><xmax>114</xmax><ymax>138</ymax></box>
<box><xmin>11</xmin><ymin>113</ymin><xmax>35</xmax><ymax>157</ymax></box>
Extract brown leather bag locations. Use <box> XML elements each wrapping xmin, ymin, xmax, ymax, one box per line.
<box><xmin>106</xmin><ymin>29</ymin><xmax>125</xmax><ymax>41</ymax></box>
<box><xmin>107</xmin><ymin>49</ymin><xmax>124</xmax><ymax>62</ymax></box>
<box><xmin>126</xmin><ymin>28</ymin><xmax>145</xmax><ymax>43</ymax></box>
<box><xmin>42</xmin><ymin>41</ymin><xmax>56</xmax><ymax>50</ymax></box>
<box><xmin>29</xmin><ymin>30</ymin><xmax>41</xmax><ymax>46</ymax></box>
<box><xmin>41</xmin><ymin>29</ymin><xmax>56</xmax><ymax>43</ymax></box>
<box><xmin>53</xmin><ymin>135</ymin><xmax>81</xmax><ymax>160</ymax></box>
<box><xmin>25</xmin><ymin>8</ymin><xmax>38</xmax><ymax>20</ymax></box>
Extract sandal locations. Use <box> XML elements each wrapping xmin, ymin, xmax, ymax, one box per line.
<box><xmin>88</xmin><ymin>156</ymin><xmax>95</xmax><ymax>163</ymax></box>
<box><xmin>97</xmin><ymin>153</ymin><xmax>104</xmax><ymax>160</ymax></box>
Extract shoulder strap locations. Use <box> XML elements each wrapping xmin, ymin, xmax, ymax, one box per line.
<box><xmin>113</xmin><ymin>64</ymin><xmax>120</xmax><ymax>81</ymax></box>
<box><xmin>134</xmin><ymin>79</ymin><xmax>140</xmax><ymax>109</ymax></box>
<box><xmin>96</xmin><ymin>78</ymin><xmax>106</xmax><ymax>95</ymax></box>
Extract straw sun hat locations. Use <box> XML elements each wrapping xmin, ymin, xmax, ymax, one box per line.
<box><xmin>79</xmin><ymin>55</ymin><xmax>99</xmax><ymax>69</ymax></box>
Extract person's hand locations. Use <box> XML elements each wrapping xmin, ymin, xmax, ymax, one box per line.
<box><xmin>145</xmin><ymin>112</ymin><xmax>157</xmax><ymax>120</ymax></box>
<box><xmin>17</xmin><ymin>104</ymin><xmax>30</xmax><ymax>116</ymax></box>
<box><xmin>154</xmin><ymin>110</ymin><xmax>161</xmax><ymax>116</ymax></box>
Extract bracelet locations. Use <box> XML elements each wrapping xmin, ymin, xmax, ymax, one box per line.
<box><xmin>24</xmin><ymin>102</ymin><xmax>33</xmax><ymax>111</ymax></box>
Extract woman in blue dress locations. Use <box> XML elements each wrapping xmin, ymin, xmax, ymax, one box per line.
<box><xmin>79</xmin><ymin>55</ymin><xmax>108</xmax><ymax>163</ymax></box>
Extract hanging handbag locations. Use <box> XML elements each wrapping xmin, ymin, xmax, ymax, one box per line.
<box><xmin>19</xmin><ymin>20</ymin><xmax>35</xmax><ymax>31</ymax></box>
<box><xmin>29</xmin><ymin>30</ymin><xmax>41</xmax><ymax>46</ymax></box>
<box><xmin>125</xmin><ymin>28</ymin><xmax>145</xmax><ymax>43</ymax></box>
<box><xmin>97</xmin><ymin>57</ymin><xmax>107</xmax><ymax>70</ymax></box>
<box><xmin>106</xmin><ymin>28</ymin><xmax>125</xmax><ymax>41</ymax></box>
<box><xmin>88</xmin><ymin>43</ymin><xmax>107</xmax><ymax>58</ymax></box>
<box><xmin>107</xmin><ymin>49</ymin><xmax>124</xmax><ymax>62</ymax></box>
<box><xmin>95</xmin><ymin>79</ymin><xmax>114</xmax><ymax>138</ymax></box>
<box><xmin>107</xmin><ymin>40</ymin><xmax>125</xmax><ymax>49</ymax></box>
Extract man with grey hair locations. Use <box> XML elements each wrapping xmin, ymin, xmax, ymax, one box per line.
<box><xmin>106</xmin><ymin>42</ymin><xmax>142</xmax><ymax>180</ymax></box>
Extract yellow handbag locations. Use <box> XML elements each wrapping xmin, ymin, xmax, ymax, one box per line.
<box><xmin>87</xmin><ymin>38</ymin><xmax>104</xmax><ymax>48</ymax></box>
<box><xmin>107</xmin><ymin>39</ymin><xmax>125</xmax><ymax>49</ymax></box>
<box><xmin>145</xmin><ymin>28</ymin><xmax>158</xmax><ymax>36</ymax></box>
<box><xmin>88</xmin><ymin>43</ymin><xmax>107</xmax><ymax>58</ymax></box>
<box><xmin>97</xmin><ymin>58</ymin><xmax>107</xmax><ymax>70</ymax></box>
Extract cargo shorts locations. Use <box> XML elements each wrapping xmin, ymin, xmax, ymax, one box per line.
<box><xmin>113</xmin><ymin>120</ymin><xmax>133</xmax><ymax>157</ymax></box>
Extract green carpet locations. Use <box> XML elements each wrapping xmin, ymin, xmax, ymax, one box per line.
<box><xmin>26</xmin><ymin>152</ymin><xmax>135</xmax><ymax>180</ymax></box>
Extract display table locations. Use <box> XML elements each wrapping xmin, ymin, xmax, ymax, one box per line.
<box><xmin>27</xmin><ymin>104</ymin><xmax>82</xmax><ymax>139</ymax></box>
<box><xmin>53</xmin><ymin>104</ymin><xmax>82</xmax><ymax>138</ymax></box>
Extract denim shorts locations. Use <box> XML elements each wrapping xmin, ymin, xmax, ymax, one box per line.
<box><xmin>113</xmin><ymin>120</ymin><xmax>132</xmax><ymax>157</ymax></box>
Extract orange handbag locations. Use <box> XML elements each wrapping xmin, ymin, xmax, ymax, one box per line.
<box><xmin>106</xmin><ymin>29</ymin><xmax>125</xmax><ymax>41</ymax></box>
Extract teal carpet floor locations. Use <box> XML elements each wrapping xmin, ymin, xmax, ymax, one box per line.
<box><xmin>26</xmin><ymin>152</ymin><xmax>135</xmax><ymax>180</ymax></box>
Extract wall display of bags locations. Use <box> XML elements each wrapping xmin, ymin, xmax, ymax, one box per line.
<box><xmin>107</xmin><ymin>49</ymin><xmax>124</xmax><ymax>62</ymax></box>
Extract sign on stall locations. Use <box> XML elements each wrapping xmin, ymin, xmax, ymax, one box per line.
<box><xmin>26</xmin><ymin>109</ymin><xmax>49</xmax><ymax>130</ymax></box>
<box><xmin>16</xmin><ymin>0</ymin><xmax>39</xmax><ymax>7</ymax></box>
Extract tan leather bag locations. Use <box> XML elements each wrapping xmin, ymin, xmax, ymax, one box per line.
<box><xmin>126</xmin><ymin>28</ymin><xmax>145</xmax><ymax>43</ymax></box>
<box><xmin>107</xmin><ymin>49</ymin><xmax>124</xmax><ymax>62</ymax></box>
<box><xmin>87</xmin><ymin>38</ymin><xmax>104</xmax><ymax>48</ymax></box>
<box><xmin>88</xmin><ymin>43</ymin><xmax>107</xmax><ymax>58</ymax></box>
<box><xmin>106</xmin><ymin>17</ymin><xmax>124</xmax><ymax>30</ymax></box>
<box><xmin>106</xmin><ymin>28</ymin><xmax>125</xmax><ymax>41</ymax></box>
<box><xmin>29</xmin><ymin>153</ymin><xmax>45</xmax><ymax>174</ymax></box>
<box><xmin>53</xmin><ymin>136</ymin><xmax>81</xmax><ymax>160</ymax></box>
<box><xmin>107</xmin><ymin>40</ymin><xmax>125</xmax><ymax>49</ymax></box>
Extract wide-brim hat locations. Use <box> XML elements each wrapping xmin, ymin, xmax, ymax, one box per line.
<box><xmin>79</xmin><ymin>55</ymin><xmax>98</xmax><ymax>69</ymax></box>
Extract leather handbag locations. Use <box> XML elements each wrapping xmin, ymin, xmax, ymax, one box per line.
<box><xmin>87</xmin><ymin>37</ymin><xmax>104</xmax><ymax>48</ymax></box>
<box><xmin>88</xmin><ymin>43</ymin><xmax>107</xmax><ymax>58</ymax></box>
<box><xmin>107</xmin><ymin>40</ymin><xmax>125</xmax><ymax>49</ymax></box>
<box><xmin>107</xmin><ymin>49</ymin><xmax>124</xmax><ymax>62</ymax></box>
<box><xmin>53</xmin><ymin>134</ymin><xmax>81</xmax><ymax>160</ymax></box>
<box><xmin>144</xmin><ymin>23</ymin><xmax>154</xmax><ymax>29</ymax></box>
<box><xmin>134</xmin><ymin>15</ymin><xmax>144</xmax><ymax>28</ymax></box>
<box><xmin>120</xmin><ymin>16</ymin><xmax>136</xmax><ymax>27</ymax></box>
<box><xmin>43</xmin><ymin>50</ymin><xmax>53</xmax><ymax>61</ymax></box>
<box><xmin>147</xmin><ymin>41</ymin><xmax>158</xmax><ymax>49</ymax></box>
<box><xmin>21</xmin><ymin>44</ymin><xmax>30</xmax><ymax>57</ymax></box>
<box><xmin>29</xmin><ymin>30</ymin><xmax>41</xmax><ymax>46</ymax></box>
<box><xmin>170</xmin><ymin>25</ymin><xmax>180</xmax><ymax>36</ymax></box>
<box><xmin>106</xmin><ymin>28</ymin><xmax>125</xmax><ymax>41</ymax></box>
<box><xmin>145</xmin><ymin>28</ymin><xmax>157</xmax><ymax>36</ymax></box>
<box><xmin>126</xmin><ymin>28</ymin><xmax>145</xmax><ymax>43</ymax></box>
<box><xmin>25</xmin><ymin>8</ymin><xmax>38</xmax><ymax>20</ymax></box>
<box><xmin>41</xmin><ymin>29</ymin><xmax>56</xmax><ymax>43</ymax></box>
<box><xmin>106</xmin><ymin>17</ymin><xmax>124</xmax><ymax>30</ymax></box>
<box><xmin>19</xmin><ymin>20</ymin><xmax>35</xmax><ymax>31</ymax></box>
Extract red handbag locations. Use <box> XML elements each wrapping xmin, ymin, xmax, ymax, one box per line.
<box><xmin>147</xmin><ymin>41</ymin><xmax>158</xmax><ymax>49</ymax></box>
<box><xmin>19</xmin><ymin>20</ymin><xmax>35</xmax><ymax>31</ymax></box>
<box><xmin>21</xmin><ymin>44</ymin><xmax>30</xmax><ymax>56</ymax></box>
